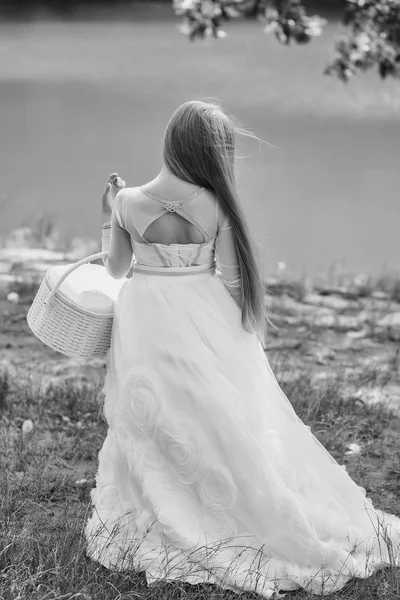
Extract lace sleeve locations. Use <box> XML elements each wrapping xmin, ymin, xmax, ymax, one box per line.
<box><xmin>215</xmin><ymin>212</ymin><xmax>242</xmax><ymax>302</ymax></box>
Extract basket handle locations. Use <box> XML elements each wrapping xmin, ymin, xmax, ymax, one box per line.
<box><xmin>43</xmin><ymin>251</ymin><xmax>108</xmax><ymax>305</ymax></box>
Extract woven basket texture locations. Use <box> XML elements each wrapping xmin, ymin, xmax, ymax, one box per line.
<box><xmin>27</xmin><ymin>270</ymin><xmax>113</xmax><ymax>359</ymax></box>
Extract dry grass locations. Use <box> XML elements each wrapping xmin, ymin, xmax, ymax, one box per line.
<box><xmin>1</xmin><ymin>241</ymin><xmax>399</xmax><ymax>598</ymax></box>
<box><xmin>1</xmin><ymin>357</ymin><xmax>400</xmax><ymax>600</ymax></box>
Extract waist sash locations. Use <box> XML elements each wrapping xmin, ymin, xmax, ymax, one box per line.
<box><xmin>133</xmin><ymin>263</ymin><xmax>216</xmax><ymax>277</ymax></box>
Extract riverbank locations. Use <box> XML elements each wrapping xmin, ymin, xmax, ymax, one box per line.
<box><xmin>1</xmin><ymin>226</ymin><xmax>399</xmax><ymax>394</ymax></box>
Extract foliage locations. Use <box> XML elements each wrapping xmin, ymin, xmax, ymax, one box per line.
<box><xmin>173</xmin><ymin>0</ymin><xmax>400</xmax><ymax>81</ymax></box>
<box><xmin>325</xmin><ymin>0</ymin><xmax>400</xmax><ymax>80</ymax></box>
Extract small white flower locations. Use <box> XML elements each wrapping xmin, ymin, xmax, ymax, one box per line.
<box><xmin>277</xmin><ymin>261</ymin><xmax>286</xmax><ymax>270</ymax></box>
<box><xmin>75</xmin><ymin>478</ymin><xmax>88</xmax><ymax>485</ymax></box>
<box><xmin>7</xmin><ymin>292</ymin><xmax>19</xmax><ymax>304</ymax></box>
<box><xmin>345</xmin><ymin>443</ymin><xmax>361</xmax><ymax>456</ymax></box>
<box><xmin>22</xmin><ymin>419</ymin><xmax>33</xmax><ymax>434</ymax></box>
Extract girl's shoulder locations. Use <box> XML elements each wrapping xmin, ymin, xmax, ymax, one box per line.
<box><xmin>116</xmin><ymin>187</ymin><xmax>142</xmax><ymax>214</ymax></box>
<box><xmin>120</xmin><ymin>186</ymin><xmax>142</xmax><ymax>198</ymax></box>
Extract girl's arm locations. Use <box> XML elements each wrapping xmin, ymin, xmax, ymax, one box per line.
<box><xmin>102</xmin><ymin>189</ymin><xmax>133</xmax><ymax>279</ymax></box>
<box><xmin>101</xmin><ymin>173</ymin><xmax>134</xmax><ymax>279</ymax></box>
<box><xmin>215</xmin><ymin>211</ymin><xmax>242</xmax><ymax>309</ymax></box>
<box><xmin>102</xmin><ymin>172</ymin><xmax>121</xmax><ymax>225</ymax></box>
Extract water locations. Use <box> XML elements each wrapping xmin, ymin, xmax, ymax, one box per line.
<box><xmin>1</xmin><ymin>8</ymin><xmax>399</xmax><ymax>278</ymax></box>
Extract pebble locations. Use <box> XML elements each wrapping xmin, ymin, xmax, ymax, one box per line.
<box><xmin>6</xmin><ymin>292</ymin><xmax>19</xmax><ymax>304</ymax></box>
<box><xmin>303</xmin><ymin>293</ymin><xmax>357</xmax><ymax>312</ymax></box>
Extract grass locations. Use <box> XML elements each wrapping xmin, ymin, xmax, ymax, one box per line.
<box><xmin>1</xmin><ymin>356</ymin><xmax>400</xmax><ymax>600</ymax></box>
<box><xmin>1</xmin><ymin>224</ymin><xmax>400</xmax><ymax>598</ymax></box>
<box><xmin>264</xmin><ymin>270</ymin><xmax>400</xmax><ymax>304</ymax></box>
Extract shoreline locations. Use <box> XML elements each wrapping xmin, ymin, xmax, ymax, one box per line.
<box><xmin>1</xmin><ymin>228</ymin><xmax>399</xmax><ymax>411</ymax></box>
<box><xmin>1</xmin><ymin>227</ymin><xmax>399</xmax><ymax>303</ymax></box>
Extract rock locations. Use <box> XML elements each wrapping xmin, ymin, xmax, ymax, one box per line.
<box><xmin>346</xmin><ymin>329</ymin><xmax>369</xmax><ymax>339</ymax></box>
<box><xmin>337</xmin><ymin>315</ymin><xmax>365</xmax><ymax>331</ymax></box>
<box><xmin>356</xmin><ymin>310</ymin><xmax>371</xmax><ymax>323</ymax></box>
<box><xmin>265</xmin><ymin>340</ymin><xmax>302</xmax><ymax>351</ymax></box>
<box><xmin>309</xmin><ymin>314</ymin><xmax>363</xmax><ymax>331</ymax></box>
<box><xmin>306</xmin><ymin>342</ymin><xmax>336</xmax><ymax>365</ymax></box>
<box><xmin>0</xmin><ymin>248</ymin><xmax>67</xmax><ymax>263</ymax></box>
<box><xmin>285</xmin><ymin>295</ymin><xmax>333</xmax><ymax>316</ymax></box>
<box><xmin>264</xmin><ymin>278</ymin><xmax>306</xmax><ymax>302</ymax></box>
<box><xmin>265</xmin><ymin>295</ymin><xmax>334</xmax><ymax>320</ymax></box>
<box><xmin>377</xmin><ymin>312</ymin><xmax>400</xmax><ymax>328</ymax></box>
<box><xmin>274</xmin><ymin>368</ymin><xmax>304</xmax><ymax>383</ymax></box>
<box><xmin>350</xmin><ymin>385</ymin><xmax>400</xmax><ymax>414</ymax></box>
<box><xmin>314</xmin><ymin>284</ymin><xmax>360</xmax><ymax>300</ymax></box>
<box><xmin>376</xmin><ymin>312</ymin><xmax>400</xmax><ymax>341</ymax></box>
<box><xmin>308</xmin><ymin>314</ymin><xmax>333</xmax><ymax>328</ymax></box>
<box><xmin>361</xmin><ymin>297</ymin><xmax>400</xmax><ymax>320</ymax></box>
<box><xmin>267</xmin><ymin>313</ymin><xmax>303</xmax><ymax>327</ymax></box>
<box><xmin>371</xmin><ymin>290</ymin><xmax>391</xmax><ymax>301</ymax></box>
<box><xmin>311</xmin><ymin>370</ymin><xmax>339</xmax><ymax>382</ymax></box>
<box><xmin>303</xmin><ymin>293</ymin><xmax>358</xmax><ymax>312</ymax></box>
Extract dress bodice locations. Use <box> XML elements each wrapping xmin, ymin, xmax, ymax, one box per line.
<box><xmin>103</xmin><ymin>185</ymin><xmax>241</xmax><ymax>290</ymax></box>
<box><xmin>131</xmin><ymin>237</ymin><xmax>217</xmax><ymax>269</ymax></box>
<box><xmin>117</xmin><ymin>186</ymin><xmax>218</xmax><ymax>269</ymax></box>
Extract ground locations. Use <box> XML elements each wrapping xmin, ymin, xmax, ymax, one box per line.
<box><xmin>1</xmin><ymin>266</ymin><xmax>400</xmax><ymax>599</ymax></box>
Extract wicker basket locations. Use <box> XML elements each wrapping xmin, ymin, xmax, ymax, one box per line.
<box><xmin>27</xmin><ymin>251</ymin><xmax>119</xmax><ymax>359</ymax></box>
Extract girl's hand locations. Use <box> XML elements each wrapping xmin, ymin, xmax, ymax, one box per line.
<box><xmin>102</xmin><ymin>173</ymin><xmax>126</xmax><ymax>216</ymax></box>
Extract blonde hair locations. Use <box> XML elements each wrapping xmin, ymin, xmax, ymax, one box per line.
<box><xmin>163</xmin><ymin>100</ymin><xmax>267</xmax><ymax>347</ymax></box>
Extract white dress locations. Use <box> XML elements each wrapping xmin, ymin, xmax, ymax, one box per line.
<box><xmin>84</xmin><ymin>186</ymin><xmax>400</xmax><ymax>598</ymax></box>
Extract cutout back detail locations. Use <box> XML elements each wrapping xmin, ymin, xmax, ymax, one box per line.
<box><xmin>139</xmin><ymin>186</ymin><xmax>210</xmax><ymax>246</ymax></box>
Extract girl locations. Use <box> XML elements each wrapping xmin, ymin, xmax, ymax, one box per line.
<box><xmin>84</xmin><ymin>100</ymin><xmax>400</xmax><ymax>598</ymax></box>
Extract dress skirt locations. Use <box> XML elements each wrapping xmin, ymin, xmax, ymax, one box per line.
<box><xmin>84</xmin><ymin>264</ymin><xmax>400</xmax><ymax>598</ymax></box>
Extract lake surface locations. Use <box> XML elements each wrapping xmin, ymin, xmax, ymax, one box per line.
<box><xmin>1</xmin><ymin>6</ymin><xmax>399</xmax><ymax>278</ymax></box>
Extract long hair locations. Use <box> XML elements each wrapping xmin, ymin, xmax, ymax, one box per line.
<box><xmin>163</xmin><ymin>100</ymin><xmax>267</xmax><ymax>347</ymax></box>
